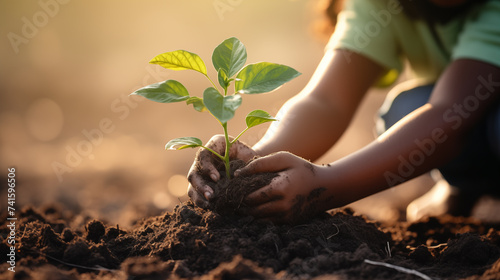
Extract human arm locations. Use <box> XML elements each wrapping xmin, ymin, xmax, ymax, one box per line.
<box><xmin>253</xmin><ymin>49</ymin><xmax>385</xmax><ymax>160</ymax></box>
<box><xmin>239</xmin><ymin>58</ymin><xmax>500</xmax><ymax>223</ymax></box>
<box><xmin>187</xmin><ymin>49</ymin><xmax>385</xmax><ymax>207</ymax></box>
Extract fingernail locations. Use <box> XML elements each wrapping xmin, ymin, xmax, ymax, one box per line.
<box><xmin>204</xmin><ymin>191</ymin><xmax>212</xmax><ymax>200</ymax></box>
<box><xmin>234</xmin><ymin>169</ymin><xmax>240</xmax><ymax>177</ymax></box>
<box><xmin>210</xmin><ymin>174</ymin><xmax>218</xmax><ymax>181</ymax></box>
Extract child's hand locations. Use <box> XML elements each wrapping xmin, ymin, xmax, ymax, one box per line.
<box><xmin>187</xmin><ymin>134</ymin><xmax>257</xmax><ymax>208</ymax></box>
<box><xmin>235</xmin><ymin>152</ymin><xmax>333</xmax><ymax>224</ymax></box>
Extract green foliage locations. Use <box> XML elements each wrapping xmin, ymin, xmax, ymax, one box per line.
<box><xmin>212</xmin><ymin>37</ymin><xmax>246</xmax><ymax>78</ymax></box>
<box><xmin>245</xmin><ymin>110</ymin><xmax>277</xmax><ymax>128</ymax></box>
<box><xmin>133</xmin><ymin>80</ymin><xmax>189</xmax><ymax>103</ymax></box>
<box><xmin>131</xmin><ymin>37</ymin><xmax>300</xmax><ymax>178</ymax></box>
<box><xmin>165</xmin><ymin>137</ymin><xmax>203</xmax><ymax>150</ymax></box>
<box><xmin>235</xmin><ymin>62</ymin><xmax>301</xmax><ymax>94</ymax></box>
<box><xmin>203</xmin><ymin>87</ymin><xmax>242</xmax><ymax>124</ymax></box>
<box><xmin>150</xmin><ymin>50</ymin><xmax>207</xmax><ymax>75</ymax></box>
<box><xmin>186</xmin><ymin>97</ymin><xmax>206</xmax><ymax>112</ymax></box>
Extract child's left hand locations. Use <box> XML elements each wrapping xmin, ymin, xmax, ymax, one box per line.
<box><xmin>235</xmin><ymin>152</ymin><xmax>335</xmax><ymax>224</ymax></box>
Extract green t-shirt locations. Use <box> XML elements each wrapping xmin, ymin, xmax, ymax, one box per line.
<box><xmin>327</xmin><ymin>0</ymin><xmax>500</xmax><ymax>87</ymax></box>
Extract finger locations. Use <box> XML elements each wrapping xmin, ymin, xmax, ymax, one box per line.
<box><xmin>187</xmin><ymin>183</ymin><xmax>210</xmax><ymax>208</ymax></box>
<box><xmin>195</xmin><ymin>149</ymin><xmax>221</xmax><ymax>182</ymax></box>
<box><xmin>245</xmin><ymin>184</ymin><xmax>283</xmax><ymax>206</ymax></box>
<box><xmin>199</xmin><ymin>159</ymin><xmax>220</xmax><ymax>182</ymax></box>
<box><xmin>187</xmin><ymin>169</ymin><xmax>216</xmax><ymax>195</ymax></box>
<box><xmin>205</xmin><ymin>134</ymin><xmax>227</xmax><ymax>154</ymax></box>
<box><xmin>235</xmin><ymin>152</ymin><xmax>293</xmax><ymax>177</ymax></box>
<box><xmin>245</xmin><ymin>174</ymin><xmax>288</xmax><ymax>206</ymax></box>
<box><xmin>187</xmin><ymin>170</ymin><xmax>215</xmax><ymax>204</ymax></box>
<box><xmin>230</xmin><ymin>139</ymin><xmax>257</xmax><ymax>161</ymax></box>
<box><xmin>247</xmin><ymin>200</ymin><xmax>287</xmax><ymax>219</ymax></box>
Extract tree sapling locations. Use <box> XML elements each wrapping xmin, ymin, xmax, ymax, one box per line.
<box><xmin>131</xmin><ymin>37</ymin><xmax>300</xmax><ymax>179</ymax></box>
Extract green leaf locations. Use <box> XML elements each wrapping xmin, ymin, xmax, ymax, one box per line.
<box><xmin>165</xmin><ymin>137</ymin><xmax>202</xmax><ymax>150</ymax></box>
<box><xmin>131</xmin><ymin>80</ymin><xmax>189</xmax><ymax>103</ymax></box>
<box><xmin>203</xmin><ymin>87</ymin><xmax>242</xmax><ymax>124</ymax></box>
<box><xmin>245</xmin><ymin>110</ymin><xmax>278</xmax><ymax>128</ymax></box>
<box><xmin>217</xmin><ymin>68</ymin><xmax>234</xmax><ymax>90</ymax></box>
<box><xmin>235</xmin><ymin>62</ymin><xmax>301</xmax><ymax>94</ymax></box>
<box><xmin>150</xmin><ymin>50</ymin><xmax>207</xmax><ymax>75</ymax></box>
<box><xmin>186</xmin><ymin>96</ymin><xmax>206</xmax><ymax>112</ymax></box>
<box><xmin>212</xmin><ymin>37</ymin><xmax>247</xmax><ymax>78</ymax></box>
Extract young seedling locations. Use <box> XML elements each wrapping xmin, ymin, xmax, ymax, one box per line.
<box><xmin>131</xmin><ymin>37</ymin><xmax>300</xmax><ymax>178</ymax></box>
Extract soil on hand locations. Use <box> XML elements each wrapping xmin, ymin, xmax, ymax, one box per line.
<box><xmin>200</xmin><ymin>158</ymin><xmax>277</xmax><ymax>216</ymax></box>
<box><xmin>1</xmin><ymin>202</ymin><xmax>500</xmax><ymax>280</ymax></box>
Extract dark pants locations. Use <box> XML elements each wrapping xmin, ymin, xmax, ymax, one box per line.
<box><xmin>377</xmin><ymin>84</ymin><xmax>500</xmax><ymax>196</ymax></box>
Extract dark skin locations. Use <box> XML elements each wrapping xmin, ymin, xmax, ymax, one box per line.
<box><xmin>187</xmin><ymin>49</ymin><xmax>382</xmax><ymax>209</ymax></box>
<box><xmin>185</xmin><ymin>2</ymin><xmax>500</xmax><ymax>225</ymax></box>
<box><xmin>241</xmin><ymin>58</ymin><xmax>500</xmax><ymax>224</ymax></box>
<box><xmin>188</xmin><ymin>46</ymin><xmax>500</xmax><ymax>224</ymax></box>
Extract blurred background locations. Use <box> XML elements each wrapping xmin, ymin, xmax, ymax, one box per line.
<box><xmin>0</xmin><ymin>0</ymin><xmax>439</xmax><ymax>227</ymax></box>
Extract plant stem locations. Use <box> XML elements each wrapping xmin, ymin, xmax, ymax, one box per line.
<box><xmin>204</xmin><ymin>72</ymin><xmax>231</xmax><ymax>178</ymax></box>
<box><xmin>205</xmin><ymin>74</ymin><xmax>220</xmax><ymax>95</ymax></box>
<box><xmin>200</xmin><ymin>146</ymin><xmax>225</xmax><ymax>162</ymax></box>
<box><xmin>222</xmin><ymin>122</ymin><xmax>232</xmax><ymax>179</ymax></box>
<box><xmin>232</xmin><ymin>127</ymin><xmax>250</xmax><ymax>144</ymax></box>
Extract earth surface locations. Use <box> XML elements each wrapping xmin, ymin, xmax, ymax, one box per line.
<box><xmin>1</xmin><ymin>199</ymin><xmax>500</xmax><ymax>280</ymax></box>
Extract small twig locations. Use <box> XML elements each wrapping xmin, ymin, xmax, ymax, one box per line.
<box><xmin>407</xmin><ymin>243</ymin><xmax>448</xmax><ymax>251</ymax></box>
<box><xmin>385</xmin><ymin>242</ymin><xmax>391</xmax><ymax>258</ymax></box>
<box><xmin>326</xmin><ymin>223</ymin><xmax>340</xmax><ymax>239</ymax></box>
<box><xmin>20</xmin><ymin>227</ymin><xmax>28</xmax><ymax>239</ymax></box>
<box><xmin>364</xmin><ymin>259</ymin><xmax>433</xmax><ymax>280</ymax></box>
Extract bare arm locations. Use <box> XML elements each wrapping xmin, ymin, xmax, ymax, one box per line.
<box><xmin>188</xmin><ymin>50</ymin><xmax>384</xmax><ymax>207</ymax></box>
<box><xmin>319</xmin><ymin>59</ymin><xmax>500</xmax><ymax>205</ymax></box>
<box><xmin>240</xmin><ymin>58</ymin><xmax>500</xmax><ymax>223</ymax></box>
<box><xmin>253</xmin><ymin>49</ymin><xmax>385</xmax><ymax>161</ymax></box>
<box><xmin>187</xmin><ymin>49</ymin><xmax>384</xmax><ymax>207</ymax></box>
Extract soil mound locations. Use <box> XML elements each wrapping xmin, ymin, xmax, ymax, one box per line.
<box><xmin>1</xmin><ymin>203</ymin><xmax>499</xmax><ymax>279</ymax></box>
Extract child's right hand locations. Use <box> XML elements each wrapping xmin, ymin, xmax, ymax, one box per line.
<box><xmin>186</xmin><ymin>134</ymin><xmax>257</xmax><ymax>208</ymax></box>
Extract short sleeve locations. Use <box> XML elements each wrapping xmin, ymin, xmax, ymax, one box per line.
<box><xmin>326</xmin><ymin>0</ymin><xmax>404</xmax><ymax>86</ymax></box>
<box><xmin>452</xmin><ymin>1</ymin><xmax>500</xmax><ymax>68</ymax></box>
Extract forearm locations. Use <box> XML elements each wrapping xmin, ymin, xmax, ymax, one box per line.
<box><xmin>253</xmin><ymin>93</ymin><xmax>351</xmax><ymax>161</ymax></box>
<box><xmin>319</xmin><ymin>59</ymin><xmax>500</xmax><ymax>208</ymax></box>
<box><xmin>318</xmin><ymin>104</ymin><xmax>463</xmax><ymax>206</ymax></box>
<box><xmin>252</xmin><ymin>49</ymin><xmax>384</xmax><ymax>161</ymax></box>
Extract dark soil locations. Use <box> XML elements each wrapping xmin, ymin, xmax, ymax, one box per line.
<box><xmin>1</xmin><ymin>202</ymin><xmax>500</xmax><ymax>280</ymax></box>
<box><xmin>1</xmin><ymin>161</ymin><xmax>500</xmax><ymax>279</ymax></box>
<box><xmin>202</xmin><ymin>159</ymin><xmax>277</xmax><ymax>216</ymax></box>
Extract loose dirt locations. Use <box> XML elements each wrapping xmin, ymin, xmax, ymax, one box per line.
<box><xmin>1</xmin><ymin>201</ymin><xmax>499</xmax><ymax>280</ymax></box>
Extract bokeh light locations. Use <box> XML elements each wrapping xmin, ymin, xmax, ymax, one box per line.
<box><xmin>168</xmin><ymin>174</ymin><xmax>189</xmax><ymax>197</ymax></box>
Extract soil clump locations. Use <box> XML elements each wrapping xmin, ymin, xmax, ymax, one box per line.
<box><xmin>1</xmin><ymin>202</ymin><xmax>500</xmax><ymax>279</ymax></box>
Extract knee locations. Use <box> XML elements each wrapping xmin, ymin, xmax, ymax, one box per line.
<box><xmin>376</xmin><ymin>84</ymin><xmax>433</xmax><ymax>135</ymax></box>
